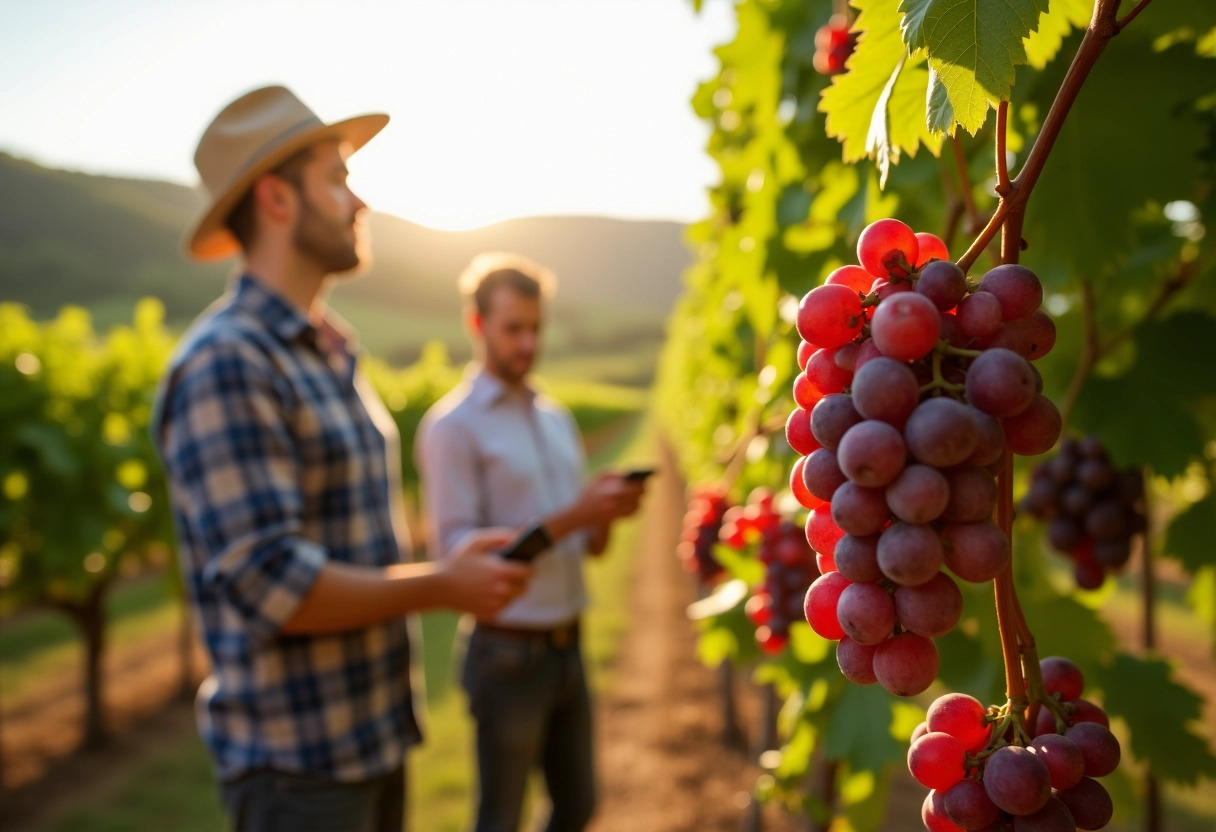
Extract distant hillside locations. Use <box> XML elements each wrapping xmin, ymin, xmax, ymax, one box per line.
<box><xmin>0</xmin><ymin>152</ymin><xmax>692</xmax><ymax>369</ymax></box>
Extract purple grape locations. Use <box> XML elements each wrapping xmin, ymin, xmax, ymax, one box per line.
<box><xmin>837</xmin><ymin>420</ymin><xmax>908</xmax><ymax>487</ymax></box>
<box><xmin>1057</xmin><ymin>777</ymin><xmax>1113</xmax><ymax>830</ymax></box>
<box><xmin>877</xmin><ymin>522</ymin><xmax>944</xmax><ymax>586</ymax></box>
<box><xmin>831</xmin><ymin>482</ymin><xmax>892</xmax><ymax>536</ymax></box>
<box><xmin>982</xmin><ymin>745</ymin><xmax>1051</xmax><ymax>815</ymax></box>
<box><xmin>803</xmin><ymin>447</ymin><xmax>847</xmax><ymax>501</ymax></box>
<box><xmin>836</xmin><ymin>582</ymin><xmax>897</xmax><ymax>645</ymax></box>
<box><xmin>1012</xmin><ymin>795</ymin><xmax>1075</xmax><ymax>831</ymax></box>
<box><xmin>1001</xmin><ymin>310</ymin><xmax>1057</xmax><ymax>360</ymax></box>
<box><xmin>810</xmin><ymin>393</ymin><xmax>863</xmax><ymax>451</ymax></box>
<box><xmin>1084</xmin><ymin>500</ymin><xmax>1128</xmax><ymax>540</ymax></box>
<box><xmin>836</xmin><ymin>636</ymin><xmax>878</xmax><ymax>684</ymax></box>
<box><xmin>957</xmin><ymin>291</ymin><xmax>1004</xmax><ymax>338</ymax></box>
<box><xmin>1003</xmin><ymin>395</ymin><xmax>1062</xmax><ymax>457</ymax></box>
<box><xmin>942</xmin><ymin>466</ymin><xmax>997</xmax><ymax>523</ymax></box>
<box><xmin>905</xmin><ymin>397</ymin><xmax>980</xmax><ymax>467</ymax></box>
<box><xmin>834</xmin><ymin>534</ymin><xmax>884</xmax><ymax>583</ymax></box>
<box><xmin>916</xmin><ymin>260</ymin><xmax>968</xmax><ymax>311</ymax></box>
<box><xmin>1028</xmin><ymin>733</ymin><xmax>1085</xmax><ymax>790</ymax></box>
<box><xmin>850</xmin><ymin>357</ymin><xmax>921</xmax><ymax>427</ymax></box>
<box><xmin>965</xmin><ymin>407</ymin><xmax>1007</xmax><ymax>467</ymax></box>
<box><xmin>941</xmin><ymin>521</ymin><xmax>1010</xmax><ymax>583</ymax></box>
<box><xmin>1065</xmin><ymin>722</ymin><xmax>1121</xmax><ymax>777</ymax></box>
<box><xmin>977</xmin><ymin>264</ymin><xmax>1043</xmax><ymax>320</ymax></box>
<box><xmin>886</xmin><ymin>464</ymin><xmax>951</xmax><ymax>524</ymax></box>
<box><xmin>895</xmin><ymin>571</ymin><xmax>963</xmax><ymax>638</ymax></box>
<box><xmin>943</xmin><ymin>778</ymin><xmax>1001</xmax><ymax>830</ymax></box>
<box><xmin>965</xmin><ymin>348</ymin><xmax>1037</xmax><ymax>418</ymax></box>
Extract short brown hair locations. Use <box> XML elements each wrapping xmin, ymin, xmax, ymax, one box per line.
<box><xmin>223</xmin><ymin>146</ymin><xmax>315</xmax><ymax>251</ymax></box>
<box><xmin>458</xmin><ymin>252</ymin><xmax>556</xmax><ymax>316</ymax></box>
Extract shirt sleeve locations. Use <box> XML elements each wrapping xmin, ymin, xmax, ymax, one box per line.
<box><xmin>158</xmin><ymin>336</ymin><xmax>325</xmax><ymax>642</ymax></box>
<box><xmin>416</xmin><ymin>410</ymin><xmax>484</xmax><ymax>559</ymax></box>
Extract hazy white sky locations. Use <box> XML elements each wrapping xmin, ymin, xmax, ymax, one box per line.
<box><xmin>0</xmin><ymin>0</ymin><xmax>735</xmax><ymax>229</ymax></box>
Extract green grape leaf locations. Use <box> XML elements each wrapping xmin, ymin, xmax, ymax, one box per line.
<box><xmin>819</xmin><ymin>682</ymin><xmax>907</xmax><ymax>773</ymax></box>
<box><xmin>1163</xmin><ymin>492</ymin><xmax>1216</xmax><ymax>576</ymax></box>
<box><xmin>1023</xmin><ymin>0</ymin><xmax>1093</xmax><ymax>69</ymax></box>
<box><xmin>1092</xmin><ymin>653</ymin><xmax>1216</xmax><ymax>784</ymax></box>
<box><xmin>1023</xmin><ymin>38</ymin><xmax>1214</xmax><ymax>274</ymax></box>
<box><xmin>926</xmin><ymin>67</ymin><xmax>955</xmax><ymax>134</ymax></box>
<box><xmin>821</xmin><ymin>0</ymin><xmax>941</xmax><ymax>166</ymax></box>
<box><xmin>899</xmin><ymin>0</ymin><xmax>1049</xmax><ymax>133</ymax></box>
<box><xmin>1024</xmin><ymin>590</ymin><xmax>1118</xmax><ymax>665</ymax></box>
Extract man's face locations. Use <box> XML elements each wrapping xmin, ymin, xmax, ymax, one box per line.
<box><xmin>479</xmin><ymin>288</ymin><xmax>542</xmax><ymax>384</ymax></box>
<box><xmin>289</xmin><ymin>140</ymin><xmax>369</xmax><ymax>274</ymax></box>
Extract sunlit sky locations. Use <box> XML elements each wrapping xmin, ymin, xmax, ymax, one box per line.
<box><xmin>0</xmin><ymin>0</ymin><xmax>736</xmax><ymax>230</ymax></box>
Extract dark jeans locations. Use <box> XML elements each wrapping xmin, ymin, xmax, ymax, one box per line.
<box><xmin>221</xmin><ymin>765</ymin><xmax>405</xmax><ymax>832</ymax></box>
<box><xmin>462</xmin><ymin>626</ymin><xmax>595</xmax><ymax>832</ymax></box>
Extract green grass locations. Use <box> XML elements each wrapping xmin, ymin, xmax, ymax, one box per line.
<box><xmin>22</xmin><ymin>411</ymin><xmax>653</xmax><ymax>832</ymax></box>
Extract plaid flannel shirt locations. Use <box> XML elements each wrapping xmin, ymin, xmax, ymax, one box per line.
<box><xmin>152</xmin><ymin>274</ymin><xmax>421</xmax><ymax>783</ymax></box>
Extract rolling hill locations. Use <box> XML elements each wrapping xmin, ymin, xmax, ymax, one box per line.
<box><xmin>0</xmin><ymin>152</ymin><xmax>693</xmax><ymax>373</ymax></box>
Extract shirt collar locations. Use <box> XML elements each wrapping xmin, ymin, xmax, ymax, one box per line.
<box><xmin>233</xmin><ymin>273</ymin><xmax>358</xmax><ymax>355</ymax></box>
<box><xmin>466</xmin><ymin>364</ymin><xmax>537</xmax><ymax>408</ymax></box>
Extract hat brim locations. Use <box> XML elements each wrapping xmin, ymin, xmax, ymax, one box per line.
<box><xmin>184</xmin><ymin>112</ymin><xmax>389</xmax><ymax>261</ymax></box>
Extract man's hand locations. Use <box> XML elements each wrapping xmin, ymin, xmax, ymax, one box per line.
<box><xmin>573</xmin><ymin>471</ymin><xmax>646</xmax><ymax>527</ymax></box>
<box><xmin>437</xmin><ymin>527</ymin><xmax>533</xmax><ymax>620</ymax></box>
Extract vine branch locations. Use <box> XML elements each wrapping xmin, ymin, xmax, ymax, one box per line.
<box><xmin>995</xmin><ymin>101</ymin><xmax>1011</xmax><ymax>196</ymax></box>
<box><xmin>1117</xmin><ymin>0</ymin><xmax>1154</xmax><ymax>30</ymax></box>
<box><xmin>950</xmin><ymin>138</ymin><xmax>984</xmax><ymax>236</ymax></box>
<box><xmin>956</xmin><ymin>0</ymin><xmax>1137</xmax><ymax>274</ymax></box>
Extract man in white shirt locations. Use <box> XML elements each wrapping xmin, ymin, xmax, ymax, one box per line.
<box><xmin>416</xmin><ymin>253</ymin><xmax>646</xmax><ymax>832</ymax></box>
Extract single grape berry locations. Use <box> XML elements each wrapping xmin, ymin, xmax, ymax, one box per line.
<box><xmin>857</xmin><ymin>218</ymin><xmax>920</xmax><ymax>278</ymax></box>
<box><xmin>797</xmin><ymin>283</ymin><xmax>864</xmax><ymax>349</ymax></box>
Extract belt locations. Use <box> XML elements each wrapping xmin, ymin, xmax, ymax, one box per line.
<box><xmin>475</xmin><ymin>619</ymin><xmax>581</xmax><ymax>648</ymax></box>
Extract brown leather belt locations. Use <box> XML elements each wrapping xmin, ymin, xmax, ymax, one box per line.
<box><xmin>475</xmin><ymin>619</ymin><xmax>580</xmax><ymax>648</ymax></box>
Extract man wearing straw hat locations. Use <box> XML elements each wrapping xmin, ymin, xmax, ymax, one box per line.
<box><xmin>152</xmin><ymin>85</ymin><xmax>533</xmax><ymax>832</ymax></box>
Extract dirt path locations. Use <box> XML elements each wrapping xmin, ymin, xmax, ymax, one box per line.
<box><xmin>588</xmin><ymin>441</ymin><xmax>803</xmax><ymax>832</ymax></box>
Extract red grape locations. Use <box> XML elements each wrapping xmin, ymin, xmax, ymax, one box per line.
<box><xmin>905</xmin><ymin>398</ymin><xmax>981</xmax><ymax>468</ymax></box>
<box><xmin>870</xmin><ymin>292</ymin><xmax>942</xmax><ymax>361</ymax></box>
<box><xmin>785</xmin><ymin>407</ymin><xmax>821</xmax><ymax>456</ymax></box>
<box><xmin>857</xmin><ymin>218</ymin><xmax>920</xmax><ymax>278</ymax></box>
<box><xmin>810</xmin><ymin>393</ymin><xmax>863</xmax><ymax>451</ymax></box>
<box><xmin>1002</xmin><ymin>395</ymin><xmax>1062</xmax><ymax>456</ymax></box>
<box><xmin>798</xmin><ymin>284</ymin><xmax>864</xmax><ymax>348</ymax></box>
<box><xmin>804</xmin><ymin>571</ymin><xmax>851</xmax><ymax>639</ymax></box>
<box><xmin>836</xmin><ymin>636</ymin><xmax>879</xmax><ymax>684</ymax></box>
<box><xmin>825</xmin><ymin>264</ymin><xmax>877</xmax><ymax>294</ymax></box>
<box><xmin>965</xmin><ymin>348</ymin><xmax>1037</xmax><ymax>418</ymax></box>
<box><xmin>909</xmin><ymin>731</ymin><xmax>967</xmax><ymax>790</ymax></box>
<box><xmin>873</xmin><ymin>632</ymin><xmax>939</xmax><ymax>696</ymax></box>
<box><xmin>941</xmin><ymin>521</ymin><xmax>1010</xmax><ymax>583</ymax></box>
<box><xmin>886</xmin><ymin>464</ymin><xmax>951</xmax><ymax>524</ymax></box>
<box><xmin>914</xmin><ymin>232</ymin><xmax>950</xmax><ymax>267</ymax></box>
<box><xmin>927</xmin><ymin>693</ymin><xmax>990</xmax><ymax>752</ymax></box>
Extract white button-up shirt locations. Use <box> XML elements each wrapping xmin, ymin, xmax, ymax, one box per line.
<box><xmin>416</xmin><ymin>366</ymin><xmax>589</xmax><ymax>627</ymax></box>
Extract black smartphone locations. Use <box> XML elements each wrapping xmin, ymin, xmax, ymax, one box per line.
<box><xmin>499</xmin><ymin>524</ymin><xmax>552</xmax><ymax>563</ymax></box>
<box><xmin>623</xmin><ymin>466</ymin><xmax>657</xmax><ymax>482</ymax></box>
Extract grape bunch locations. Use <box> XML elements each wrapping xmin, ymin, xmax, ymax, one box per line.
<box><xmin>746</xmin><ymin>516</ymin><xmax>820</xmax><ymax>655</ymax></box>
<box><xmin>677</xmin><ymin>485</ymin><xmax>729</xmax><ymax>582</ymax></box>
<box><xmin>788</xmin><ymin>217</ymin><xmax>1062</xmax><ymax>697</ymax></box>
<box><xmin>813</xmin><ymin>14</ymin><xmax>857</xmax><ymax>76</ymax></box>
<box><xmin>1019</xmin><ymin>437</ymin><xmax>1146</xmax><ymax>590</ymax></box>
<box><xmin>913</xmin><ymin>657</ymin><xmax>1120</xmax><ymax>831</ymax></box>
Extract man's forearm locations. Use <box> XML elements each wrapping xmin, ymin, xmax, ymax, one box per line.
<box><xmin>280</xmin><ymin>561</ymin><xmax>449</xmax><ymax>635</ymax></box>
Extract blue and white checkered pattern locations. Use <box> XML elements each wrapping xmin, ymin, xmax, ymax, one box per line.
<box><xmin>152</xmin><ymin>274</ymin><xmax>421</xmax><ymax>783</ymax></box>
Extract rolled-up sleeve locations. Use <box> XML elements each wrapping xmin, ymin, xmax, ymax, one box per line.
<box><xmin>416</xmin><ymin>413</ymin><xmax>483</xmax><ymax>559</ymax></box>
<box><xmin>159</xmin><ymin>337</ymin><xmax>325</xmax><ymax>641</ymax></box>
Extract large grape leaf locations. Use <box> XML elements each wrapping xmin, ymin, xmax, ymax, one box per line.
<box><xmin>1070</xmin><ymin>312</ymin><xmax>1216</xmax><ymax>477</ymax></box>
<box><xmin>1163</xmin><ymin>491</ymin><xmax>1216</xmax><ymax>576</ymax></box>
<box><xmin>818</xmin><ymin>681</ymin><xmax>908</xmax><ymax>773</ymax></box>
<box><xmin>899</xmin><ymin>0</ymin><xmax>1050</xmax><ymax>133</ymax></box>
<box><xmin>1092</xmin><ymin>653</ymin><xmax>1216</xmax><ymax>785</ymax></box>
<box><xmin>1023</xmin><ymin>0</ymin><xmax>1093</xmax><ymax>69</ymax></box>
<box><xmin>820</xmin><ymin>0</ymin><xmax>941</xmax><ymax>168</ymax></box>
<box><xmin>1022</xmin><ymin>37</ymin><xmax>1213</xmax><ymax>274</ymax></box>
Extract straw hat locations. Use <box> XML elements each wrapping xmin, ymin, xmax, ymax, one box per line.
<box><xmin>186</xmin><ymin>85</ymin><xmax>388</xmax><ymax>261</ymax></box>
